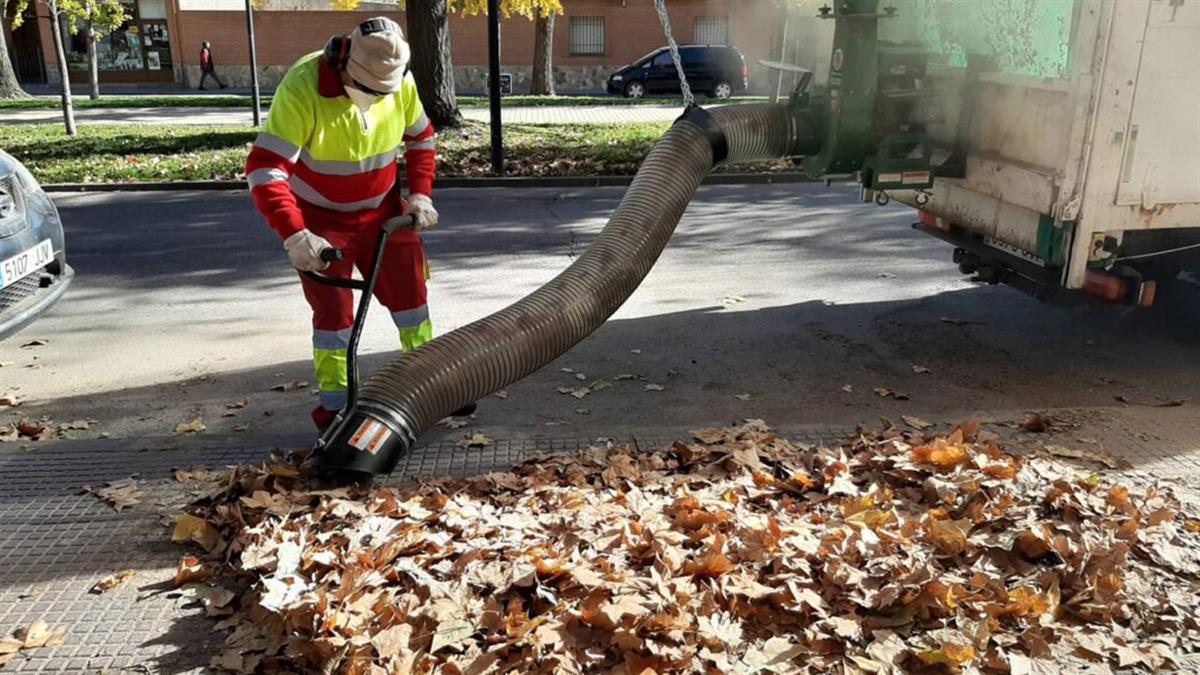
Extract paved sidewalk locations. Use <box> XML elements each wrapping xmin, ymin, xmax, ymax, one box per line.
<box><xmin>0</xmin><ymin>104</ymin><xmax>687</xmax><ymax>126</ymax></box>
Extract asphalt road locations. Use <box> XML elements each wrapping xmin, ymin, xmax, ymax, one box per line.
<box><xmin>2</xmin><ymin>184</ymin><xmax>1198</xmax><ymax>451</ymax></box>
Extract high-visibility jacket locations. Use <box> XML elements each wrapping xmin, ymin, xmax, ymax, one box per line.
<box><xmin>245</xmin><ymin>51</ymin><xmax>436</xmax><ymax>239</ymax></box>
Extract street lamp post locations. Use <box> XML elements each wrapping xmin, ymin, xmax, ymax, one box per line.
<box><xmin>487</xmin><ymin>0</ymin><xmax>502</xmax><ymax>174</ymax></box>
<box><xmin>245</xmin><ymin>0</ymin><xmax>262</xmax><ymax>126</ymax></box>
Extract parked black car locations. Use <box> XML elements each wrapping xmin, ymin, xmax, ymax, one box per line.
<box><xmin>0</xmin><ymin>150</ymin><xmax>72</xmax><ymax>341</ymax></box>
<box><xmin>607</xmin><ymin>45</ymin><xmax>749</xmax><ymax>99</ymax></box>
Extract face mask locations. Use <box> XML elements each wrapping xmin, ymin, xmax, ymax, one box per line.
<box><xmin>345</xmin><ymin>86</ymin><xmax>378</xmax><ymax>114</ymax></box>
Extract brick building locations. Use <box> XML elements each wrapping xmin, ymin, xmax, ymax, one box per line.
<box><xmin>7</xmin><ymin>0</ymin><xmax>815</xmax><ymax>94</ymax></box>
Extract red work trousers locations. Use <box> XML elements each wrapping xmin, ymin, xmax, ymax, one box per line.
<box><xmin>299</xmin><ymin>209</ymin><xmax>431</xmax><ymax>411</ymax></box>
<box><xmin>299</xmin><ymin>210</ymin><xmax>429</xmax><ymax>332</ymax></box>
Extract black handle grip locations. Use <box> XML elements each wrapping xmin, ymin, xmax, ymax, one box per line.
<box><xmin>320</xmin><ymin>247</ymin><xmax>344</xmax><ymax>263</ymax></box>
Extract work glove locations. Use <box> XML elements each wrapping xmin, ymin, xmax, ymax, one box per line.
<box><xmin>404</xmin><ymin>194</ymin><xmax>439</xmax><ymax>231</ymax></box>
<box><xmin>283</xmin><ymin>229</ymin><xmax>334</xmax><ymax>272</ymax></box>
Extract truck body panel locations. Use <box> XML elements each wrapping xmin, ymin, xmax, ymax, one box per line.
<box><xmin>880</xmin><ymin>0</ymin><xmax>1200</xmax><ymax>291</ymax></box>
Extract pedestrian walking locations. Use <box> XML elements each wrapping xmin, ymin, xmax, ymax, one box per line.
<box><xmin>198</xmin><ymin>41</ymin><xmax>227</xmax><ymax>90</ymax></box>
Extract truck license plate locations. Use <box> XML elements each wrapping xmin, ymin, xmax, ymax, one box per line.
<box><xmin>0</xmin><ymin>239</ymin><xmax>53</xmax><ymax>290</ymax></box>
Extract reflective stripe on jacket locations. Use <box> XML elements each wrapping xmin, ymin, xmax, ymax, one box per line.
<box><xmin>244</xmin><ymin>51</ymin><xmax>436</xmax><ymax>239</ymax></box>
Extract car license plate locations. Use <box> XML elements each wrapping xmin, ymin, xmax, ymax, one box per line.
<box><xmin>0</xmin><ymin>239</ymin><xmax>53</xmax><ymax>290</ymax></box>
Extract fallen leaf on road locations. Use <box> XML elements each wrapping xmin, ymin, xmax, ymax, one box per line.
<box><xmin>938</xmin><ymin>316</ymin><xmax>986</xmax><ymax>326</ymax></box>
<box><xmin>91</xmin><ymin>570</ymin><xmax>135</xmax><ymax>594</ymax></box>
<box><xmin>645</xmin><ymin>384</ymin><xmax>665</xmax><ymax>392</ymax></box>
<box><xmin>11</xmin><ymin>619</ymin><xmax>66</xmax><ymax>650</ymax></box>
<box><xmin>1043</xmin><ymin>444</ymin><xmax>1132</xmax><ymax>470</ymax></box>
<box><xmin>175</xmin><ymin>466</ymin><xmax>212</xmax><ymax>482</ymax></box>
<box><xmin>558</xmin><ymin>367</ymin><xmax>574</xmax><ymax>374</ymax></box>
<box><xmin>902</xmin><ymin>415</ymin><xmax>932</xmax><ymax>430</ymax></box>
<box><xmin>1021</xmin><ymin>413</ymin><xmax>1054</xmax><ymax>433</ymax></box>
<box><xmin>734</xmin><ymin>393</ymin><xmax>752</xmax><ymax>401</ymax></box>
<box><xmin>457</xmin><ymin>434</ymin><xmax>494</xmax><ymax>449</ymax></box>
<box><xmin>630</xmin><ymin>349</ymin><xmax>642</xmax><ymax>355</ymax></box>
<box><xmin>173</xmin><ymin>555</ymin><xmax>215</xmax><ymax>586</ymax></box>
<box><xmin>0</xmin><ymin>424</ymin><xmax>17</xmax><ymax>442</ymax></box>
<box><xmin>19</xmin><ymin>339</ymin><xmax>47</xmax><ymax>348</ymax></box>
<box><xmin>226</xmin><ymin>399</ymin><xmax>248</xmax><ymax>409</ymax></box>
<box><xmin>172</xmin><ymin>514</ymin><xmax>221</xmax><ymax>551</ymax></box>
<box><xmin>614</xmin><ymin>373</ymin><xmax>638</xmax><ymax>381</ymax></box>
<box><xmin>16</xmin><ymin>419</ymin><xmax>57</xmax><ymax>441</ymax></box>
<box><xmin>494</xmin><ymin>390</ymin><xmax>509</xmax><ymax>399</ymax></box>
<box><xmin>911</xmin><ymin>364</ymin><xmax>932</xmax><ymax>374</ymax></box>
<box><xmin>557</xmin><ymin>386</ymin><xmax>591</xmax><ymax>399</ymax></box>
<box><xmin>81</xmin><ymin>480</ymin><xmax>141</xmax><ymax>511</ymax></box>
<box><xmin>574</xmin><ymin>373</ymin><xmax>588</xmax><ymax>381</ymax></box>
<box><xmin>175</xmin><ymin>419</ymin><xmax>206</xmax><ymax>434</ymax></box>
<box><xmin>575</xmin><ymin>408</ymin><xmax>591</xmax><ymax>416</ymax></box>
<box><xmin>842</xmin><ymin>384</ymin><xmax>853</xmax><ymax>393</ymax></box>
<box><xmin>438</xmin><ymin>417</ymin><xmax>469</xmax><ymax>429</ymax></box>
<box><xmin>270</xmin><ymin>381</ymin><xmax>308</xmax><ymax>392</ymax></box>
<box><xmin>58</xmin><ymin>419</ymin><xmax>89</xmax><ymax>431</ymax></box>
<box><xmin>722</xmin><ymin>295</ymin><xmax>747</xmax><ymax>305</ymax></box>
<box><xmin>873</xmin><ymin>388</ymin><xmax>910</xmax><ymax>400</ymax></box>
<box><xmin>0</xmin><ymin>392</ymin><xmax>19</xmax><ymax>408</ymax></box>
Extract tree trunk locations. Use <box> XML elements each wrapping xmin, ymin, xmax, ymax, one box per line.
<box><xmin>0</xmin><ymin>17</ymin><xmax>28</xmax><ymax>99</ymax></box>
<box><xmin>86</xmin><ymin>24</ymin><xmax>98</xmax><ymax>100</ymax></box>
<box><xmin>48</xmin><ymin>8</ymin><xmax>75</xmax><ymax>135</ymax></box>
<box><xmin>406</xmin><ymin>0</ymin><xmax>462</xmax><ymax>128</ymax></box>
<box><xmin>529</xmin><ymin>11</ymin><xmax>554</xmax><ymax>96</ymax></box>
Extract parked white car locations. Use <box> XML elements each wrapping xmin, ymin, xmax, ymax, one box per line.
<box><xmin>0</xmin><ymin>150</ymin><xmax>73</xmax><ymax>340</ymax></box>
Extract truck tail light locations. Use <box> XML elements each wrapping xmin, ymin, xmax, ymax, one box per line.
<box><xmin>740</xmin><ymin>65</ymin><xmax>748</xmax><ymax>78</ymax></box>
<box><xmin>1082</xmin><ymin>270</ymin><xmax>1126</xmax><ymax>303</ymax></box>
<box><xmin>1082</xmin><ymin>271</ymin><xmax>1156</xmax><ymax>306</ymax></box>
<box><xmin>917</xmin><ymin>210</ymin><xmax>949</xmax><ymax>231</ymax></box>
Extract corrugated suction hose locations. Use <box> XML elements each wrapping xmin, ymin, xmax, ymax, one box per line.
<box><xmin>321</xmin><ymin>104</ymin><xmax>798</xmax><ymax>476</ymax></box>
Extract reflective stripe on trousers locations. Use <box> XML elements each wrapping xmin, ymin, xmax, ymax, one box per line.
<box><xmin>312</xmin><ymin>311</ymin><xmax>432</xmax><ymax>411</ymax></box>
<box><xmin>313</xmin><ymin>328</ymin><xmax>350</xmax><ymax>411</ymax></box>
<box><xmin>393</xmin><ymin>305</ymin><xmax>433</xmax><ymax>354</ymax></box>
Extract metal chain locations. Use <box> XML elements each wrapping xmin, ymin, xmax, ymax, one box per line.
<box><xmin>653</xmin><ymin>0</ymin><xmax>693</xmax><ymax>107</ymax></box>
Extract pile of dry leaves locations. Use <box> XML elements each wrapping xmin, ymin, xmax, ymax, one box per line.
<box><xmin>175</xmin><ymin>421</ymin><xmax>1200</xmax><ymax>674</ymax></box>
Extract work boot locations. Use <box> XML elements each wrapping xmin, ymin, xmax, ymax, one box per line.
<box><xmin>311</xmin><ymin>406</ymin><xmax>338</xmax><ymax>432</ymax></box>
<box><xmin>451</xmin><ymin>402</ymin><xmax>477</xmax><ymax>417</ymax></box>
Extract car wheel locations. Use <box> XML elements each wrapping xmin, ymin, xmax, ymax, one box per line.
<box><xmin>624</xmin><ymin>82</ymin><xmax>646</xmax><ymax>99</ymax></box>
<box><xmin>711</xmin><ymin>81</ymin><xmax>733</xmax><ymax>99</ymax></box>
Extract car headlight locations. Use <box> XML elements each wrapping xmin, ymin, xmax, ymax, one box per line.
<box><xmin>12</xmin><ymin>163</ymin><xmax>55</xmax><ymax>215</ymax></box>
<box><xmin>13</xmin><ymin>163</ymin><xmax>43</xmax><ymax>195</ymax></box>
<box><xmin>611</xmin><ymin>74</ymin><xmax>623</xmax><ymax>81</ymax></box>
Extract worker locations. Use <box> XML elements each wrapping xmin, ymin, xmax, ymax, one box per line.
<box><xmin>245</xmin><ymin>17</ymin><xmax>472</xmax><ymax>431</ymax></box>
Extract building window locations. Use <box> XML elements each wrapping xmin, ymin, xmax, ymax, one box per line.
<box><xmin>63</xmin><ymin>0</ymin><xmax>172</xmax><ymax>74</ymax></box>
<box><xmin>569</xmin><ymin>17</ymin><xmax>605</xmax><ymax>55</ymax></box>
<box><xmin>694</xmin><ymin>16</ymin><xmax>729</xmax><ymax>45</ymax></box>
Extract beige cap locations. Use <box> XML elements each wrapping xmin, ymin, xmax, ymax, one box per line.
<box><xmin>345</xmin><ymin>17</ymin><xmax>410</xmax><ymax>94</ymax></box>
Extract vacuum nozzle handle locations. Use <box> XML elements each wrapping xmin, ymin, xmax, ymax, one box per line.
<box><xmin>382</xmin><ymin>214</ymin><xmax>416</xmax><ymax>233</ymax></box>
<box><xmin>319</xmin><ymin>247</ymin><xmax>344</xmax><ymax>263</ymax></box>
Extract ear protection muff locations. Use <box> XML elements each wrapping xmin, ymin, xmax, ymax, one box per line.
<box><xmin>323</xmin><ymin>34</ymin><xmax>351</xmax><ymax>69</ymax></box>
